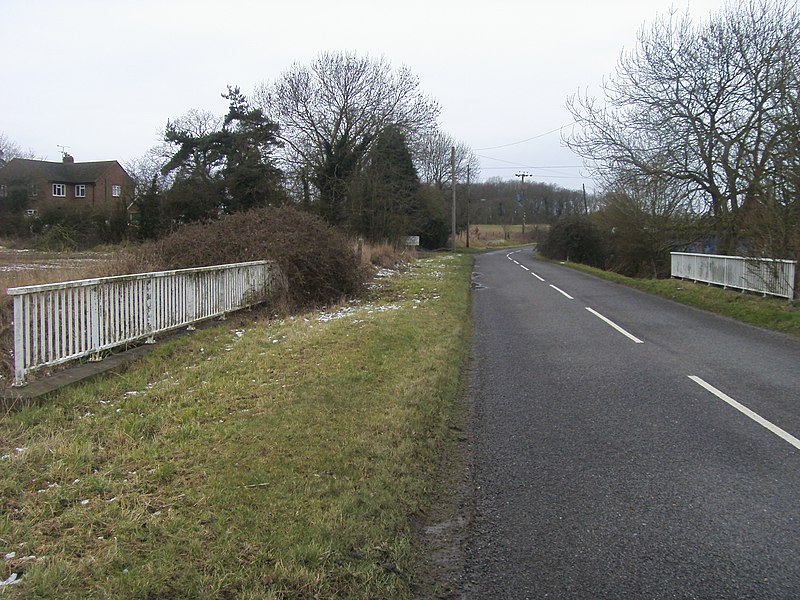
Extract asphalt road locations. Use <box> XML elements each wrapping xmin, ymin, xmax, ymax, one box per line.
<box><xmin>463</xmin><ymin>249</ymin><xmax>800</xmax><ymax>599</ymax></box>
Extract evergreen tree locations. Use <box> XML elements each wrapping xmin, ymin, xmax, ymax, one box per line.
<box><xmin>355</xmin><ymin>126</ymin><xmax>422</xmax><ymax>241</ymax></box>
<box><xmin>136</xmin><ymin>175</ymin><xmax>165</xmax><ymax>239</ymax></box>
<box><xmin>161</xmin><ymin>87</ymin><xmax>283</xmax><ymax>224</ymax></box>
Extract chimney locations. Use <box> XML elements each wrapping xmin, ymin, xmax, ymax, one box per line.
<box><xmin>62</xmin><ymin>153</ymin><xmax>75</xmax><ymax>164</ymax></box>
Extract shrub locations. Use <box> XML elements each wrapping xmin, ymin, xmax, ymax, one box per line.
<box><xmin>539</xmin><ymin>215</ymin><xmax>606</xmax><ymax>268</ymax></box>
<box><xmin>418</xmin><ymin>215</ymin><xmax>450</xmax><ymax>250</ymax></box>
<box><xmin>140</xmin><ymin>206</ymin><xmax>368</xmax><ymax>311</ymax></box>
<box><xmin>29</xmin><ymin>203</ymin><xmax>131</xmax><ymax>250</ymax></box>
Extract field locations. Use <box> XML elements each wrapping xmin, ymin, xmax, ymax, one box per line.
<box><xmin>0</xmin><ymin>253</ymin><xmax>473</xmax><ymax>598</ymax></box>
<box><xmin>0</xmin><ymin>247</ymin><xmax>122</xmax><ymax>289</ymax></box>
<box><xmin>454</xmin><ymin>223</ymin><xmax>548</xmax><ymax>250</ymax></box>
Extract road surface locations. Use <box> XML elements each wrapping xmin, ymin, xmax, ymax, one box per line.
<box><xmin>463</xmin><ymin>249</ymin><xmax>800</xmax><ymax>599</ymax></box>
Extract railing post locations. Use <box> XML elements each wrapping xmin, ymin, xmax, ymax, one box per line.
<box><xmin>89</xmin><ymin>286</ymin><xmax>102</xmax><ymax>360</ymax></box>
<box><xmin>187</xmin><ymin>274</ymin><xmax>196</xmax><ymax>325</ymax></box>
<box><xmin>217</xmin><ymin>269</ymin><xmax>227</xmax><ymax>320</ymax></box>
<box><xmin>723</xmin><ymin>256</ymin><xmax>728</xmax><ymax>289</ymax></box>
<box><xmin>12</xmin><ymin>294</ymin><xmax>26</xmax><ymax>387</ymax></box>
<box><xmin>145</xmin><ymin>275</ymin><xmax>156</xmax><ymax>344</ymax></box>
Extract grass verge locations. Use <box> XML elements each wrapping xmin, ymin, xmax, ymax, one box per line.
<box><xmin>542</xmin><ymin>257</ymin><xmax>800</xmax><ymax>337</ymax></box>
<box><xmin>0</xmin><ymin>254</ymin><xmax>473</xmax><ymax>598</ymax></box>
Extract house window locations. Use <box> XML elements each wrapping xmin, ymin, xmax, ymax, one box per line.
<box><xmin>29</xmin><ymin>184</ymin><xmax>38</xmax><ymax>197</ymax></box>
<box><xmin>0</xmin><ymin>185</ymin><xmax>6</xmax><ymax>198</ymax></box>
<box><xmin>75</xmin><ymin>184</ymin><xmax>86</xmax><ymax>198</ymax></box>
<box><xmin>111</xmin><ymin>185</ymin><xmax>121</xmax><ymax>197</ymax></box>
<box><xmin>52</xmin><ymin>183</ymin><xmax>66</xmax><ymax>197</ymax></box>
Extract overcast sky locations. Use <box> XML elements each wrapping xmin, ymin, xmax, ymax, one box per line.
<box><xmin>1</xmin><ymin>0</ymin><xmax>728</xmax><ymax>192</ymax></box>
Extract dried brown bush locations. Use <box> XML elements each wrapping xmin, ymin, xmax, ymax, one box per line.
<box><xmin>139</xmin><ymin>206</ymin><xmax>368</xmax><ymax>311</ymax></box>
<box><xmin>364</xmin><ymin>241</ymin><xmax>406</xmax><ymax>269</ymax></box>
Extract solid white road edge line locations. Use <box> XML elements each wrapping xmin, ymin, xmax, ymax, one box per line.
<box><xmin>584</xmin><ymin>307</ymin><xmax>644</xmax><ymax>344</ymax></box>
<box><xmin>689</xmin><ymin>375</ymin><xmax>800</xmax><ymax>451</ymax></box>
<box><xmin>550</xmin><ymin>284</ymin><xmax>574</xmax><ymax>300</ymax></box>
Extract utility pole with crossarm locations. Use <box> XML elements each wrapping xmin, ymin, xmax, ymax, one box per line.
<box><xmin>515</xmin><ymin>172</ymin><xmax>531</xmax><ymax>234</ymax></box>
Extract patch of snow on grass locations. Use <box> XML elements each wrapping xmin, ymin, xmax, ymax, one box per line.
<box><xmin>365</xmin><ymin>304</ymin><xmax>402</xmax><ymax>314</ymax></box>
<box><xmin>317</xmin><ymin>306</ymin><xmax>358</xmax><ymax>322</ymax></box>
<box><xmin>0</xmin><ymin>573</ymin><xmax>20</xmax><ymax>587</ymax></box>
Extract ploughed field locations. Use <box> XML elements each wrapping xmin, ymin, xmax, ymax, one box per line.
<box><xmin>0</xmin><ymin>247</ymin><xmax>114</xmax><ymax>289</ymax></box>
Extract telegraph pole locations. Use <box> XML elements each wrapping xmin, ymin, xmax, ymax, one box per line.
<box><xmin>465</xmin><ymin>164</ymin><xmax>471</xmax><ymax>248</ymax></box>
<box><xmin>515</xmin><ymin>171</ymin><xmax>531</xmax><ymax>234</ymax></box>
<box><xmin>451</xmin><ymin>146</ymin><xmax>457</xmax><ymax>253</ymax></box>
<box><xmin>582</xmin><ymin>183</ymin><xmax>589</xmax><ymax>214</ymax></box>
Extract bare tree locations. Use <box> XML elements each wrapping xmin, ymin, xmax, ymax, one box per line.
<box><xmin>124</xmin><ymin>111</ymin><xmax>223</xmax><ymax>217</ymax></box>
<box><xmin>0</xmin><ymin>132</ymin><xmax>36</xmax><ymax>167</ymax></box>
<box><xmin>414</xmin><ymin>129</ymin><xmax>478</xmax><ymax>190</ymax></box>
<box><xmin>125</xmin><ymin>144</ymin><xmax>173</xmax><ymax>197</ymax></box>
<box><xmin>161</xmin><ymin>109</ymin><xmax>224</xmax><ymax>182</ymax></box>
<box><xmin>566</xmin><ymin>0</ymin><xmax>800</xmax><ymax>254</ymax></box>
<box><xmin>598</xmin><ymin>173</ymin><xmax>702</xmax><ymax>277</ymax></box>
<box><xmin>256</xmin><ymin>52</ymin><xmax>439</xmax><ymax>226</ymax></box>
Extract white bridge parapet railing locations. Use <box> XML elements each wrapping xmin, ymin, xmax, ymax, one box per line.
<box><xmin>7</xmin><ymin>260</ymin><xmax>276</xmax><ymax>387</ymax></box>
<box><xmin>671</xmin><ymin>252</ymin><xmax>797</xmax><ymax>300</ymax></box>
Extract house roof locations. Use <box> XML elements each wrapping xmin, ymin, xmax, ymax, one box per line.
<box><xmin>0</xmin><ymin>158</ymin><xmax>126</xmax><ymax>184</ymax></box>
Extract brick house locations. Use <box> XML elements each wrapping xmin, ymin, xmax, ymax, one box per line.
<box><xmin>0</xmin><ymin>154</ymin><xmax>135</xmax><ymax>215</ymax></box>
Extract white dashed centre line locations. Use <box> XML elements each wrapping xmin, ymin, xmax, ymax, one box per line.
<box><xmin>689</xmin><ymin>376</ymin><xmax>800</xmax><ymax>451</ymax></box>
<box><xmin>549</xmin><ymin>285</ymin><xmax>574</xmax><ymax>300</ymax></box>
<box><xmin>585</xmin><ymin>307</ymin><xmax>644</xmax><ymax>343</ymax></box>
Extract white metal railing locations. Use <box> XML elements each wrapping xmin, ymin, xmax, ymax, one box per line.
<box><xmin>7</xmin><ymin>260</ymin><xmax>275</xmax><ymax>386</ymax></box>
<box><xmin>671</xmin><ymin>252</ymin><xmax>797</xmax><ymax>300</ymax></box>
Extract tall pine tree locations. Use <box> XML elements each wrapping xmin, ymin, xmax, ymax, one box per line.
<box><xmin>354</xmin><ymin>125</ymin><xmax>422</xmax><ymax>242</ymax></box>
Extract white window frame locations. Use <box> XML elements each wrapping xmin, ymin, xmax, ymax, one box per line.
<box><xmin>52</xmin><ymin>183</ymin><xmax>66</xmax><ymax>197</ymax></box>
<box><xmin>111</xmin><ymin>185</ymin><xmax>121</xmax><ymax>197</ymax></box>
<box><xmin>75</xmin><ymin>184</ymin><xmax>86</xmax><ymax>198</ymax></box>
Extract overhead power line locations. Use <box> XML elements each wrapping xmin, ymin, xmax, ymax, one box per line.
<box><xmin>479</xmin><ymin>170</ymin><xmax>586</xmax><ymax>180</ymax></box>
<box><xmin>474</xmin><ymin>122</ymin><xmax>575</xmax><ymax>151</ymax></box>
<box><xmin>476</xmin><ymin>154</ymin><xmax>582</xmax><ymax>169</ymax></box>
